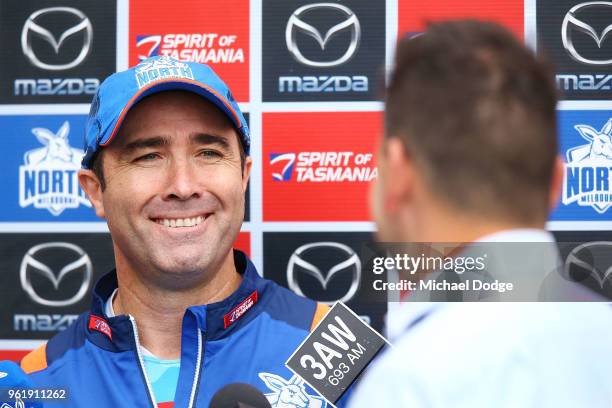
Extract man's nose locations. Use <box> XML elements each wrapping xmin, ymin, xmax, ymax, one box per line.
<box><xmin>163</xmin><ymin>158</ymin><xmax>200</xmax><ymax>201</ymax></box>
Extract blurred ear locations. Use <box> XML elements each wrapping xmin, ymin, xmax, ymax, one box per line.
<box><xmin>78</xmin><ymin>169</ymin><xmax>106</xmax><ymax>218</ymax></box>
<box><xmin>383</xmin><ymin>137</ymin><xmax>414</xmax><ymax>214</ymax></box>
<box><xmin>548</xmin><ymin>155</ymin><xmax>564</xmax><ymax>213</ymax></box>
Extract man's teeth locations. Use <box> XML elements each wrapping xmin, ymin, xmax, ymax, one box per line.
<box><xmin>157</xmin><ymin>216</ymin><xmax>205</xmax><ymax>228</ymax></box>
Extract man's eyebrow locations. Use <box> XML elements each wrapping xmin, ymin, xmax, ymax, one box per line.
<box><xmin>122</xmin><ymin>136</ymin><xmax>169</xmax><ymax>151</ymax></box>
<box><xmin>191</xmin><ymin>133</ymin><xmax>231</xmax><ymax>150</ymax></box>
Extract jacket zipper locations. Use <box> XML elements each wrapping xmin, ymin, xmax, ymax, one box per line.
<box><xmin>187</xmin><ymin>329</ymin><xmax>203</xmax><ymax>408</ymax></box>
<box><xmin>129</xmin><ymin>315</ymin><xmax>158</xmax><ymax>408</ymax></box>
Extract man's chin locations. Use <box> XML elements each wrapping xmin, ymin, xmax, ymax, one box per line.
<box><xmin>140</xmin><ymin>236</ymin><xmax>235</xmax><ymax>284</ymax></box>
<box><xmin>146</xmin><ymin>260</ymin><xmax>215</xmax><ymax>289</ymax></box>
<box><xmin>147</xmin><ymin>248</ymin><xmax>217</xmax><ymax>272</ymax></box>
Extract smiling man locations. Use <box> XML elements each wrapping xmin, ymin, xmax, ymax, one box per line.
<box><xmin>19</xmin><ymin>56</ymin><xmax>341</xmax><ymax>408</ymax></box>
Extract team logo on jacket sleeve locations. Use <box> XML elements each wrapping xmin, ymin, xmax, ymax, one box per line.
<box><xmin>223</xmin><ymin>290</ymin><xmax>258</xmax><ymax>328</ymax></box>
<box><xmin>562</xmin><ymin>118</ymin><xmax>612</xmax><ymax>214</ymax></box>
<box><xmin>88</xmin><ymin>314</ymin><xmax>112</xmax><ymax>340</ymax></box>
<box><xmin>259</xmin><ymin>372</ymin><xmax>327</xmax><ymax>408</ymax></box>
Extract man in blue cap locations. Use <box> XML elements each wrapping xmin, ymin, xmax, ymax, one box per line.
<box><xmin>20</xmin><ymin>56</ymin><xmax>341</xmax><ymax>408</ymax></box>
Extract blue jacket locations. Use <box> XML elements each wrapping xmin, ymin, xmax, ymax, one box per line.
<box><xmin>21</xmin><ymin>251</ymin><xmax>342</xmax><ymax>408</ymax></box>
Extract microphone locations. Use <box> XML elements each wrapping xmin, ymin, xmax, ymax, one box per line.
<box><xmin>209</xmin><ymin>383</ymin><xmax>272</xmax><ymax>408</ymax></box>
<box><xmin>285</xmin><ymin>302</ymin><xmax>390</xmax><ymax>404</ymax></box>
<box><xmin>0</xmin><ymin>361</ymin><xmax>42</xmax><ymax>408</ymax></box>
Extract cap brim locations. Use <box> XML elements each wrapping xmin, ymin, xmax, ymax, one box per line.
<box><xmin>99</xmin><ymin>78</ymin><xmax>245</xmax><ymax>147</ymax></box>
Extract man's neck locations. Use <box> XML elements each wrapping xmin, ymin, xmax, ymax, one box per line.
<box><xmin>112</xmin><ymin>251</ymin><xmax>242</xmax><ymax>359</ymax></box>
<box><xmin>408</xmin><ymin>202</ymin><xmax>545</xmax><ymax>244</ymax></box>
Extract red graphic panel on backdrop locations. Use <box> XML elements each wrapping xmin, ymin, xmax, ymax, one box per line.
<box><xmin>129</xmin><ymin>0</ymin><xmax>249</xmax><ymax>102</ymax></box>
<box><xmin>0</xmin><ymin>350</ymin><xmax>30</xmax><ymax>363</ymax></box>
<box><xmin>398</xmin><ymin>0</ymin><xmax>524</xmax><ymax>39</ymax></box>
<box><xmin>234</xmin><ymin>232</ymin><xmax>250</xmax><ymax>257</ymax></box>
<box><xmin>263</xmin><ymin>112</ymin><xmax>381</xmax><ymax>221</ymax></box>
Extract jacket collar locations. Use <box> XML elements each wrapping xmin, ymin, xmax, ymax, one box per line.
<box><xmin>87</xmin><ymin>250</ymin><xmax>269</xmax><ymax>350</ymax></box>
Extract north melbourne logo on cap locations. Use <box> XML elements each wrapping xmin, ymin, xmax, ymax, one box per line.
<box><xmin>134</xmin><ymin>56</ymin><xmax>194</xmax><ymax>89</ymax></box>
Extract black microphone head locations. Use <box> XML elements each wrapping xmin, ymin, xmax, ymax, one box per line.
<box><xmin>209</xmin><ymin>383</ymin><xmax>272</xmax><ymax>408</ymax></box>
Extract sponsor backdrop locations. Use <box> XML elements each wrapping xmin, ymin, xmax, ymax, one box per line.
<box><xmin>0</xmin><ymin>0</ymin><xmax>117</xmax><ymax>104</ymax></box>
<box><xmin>262</xmin><ymin>1</ymin><xmax>385</xmax><ymax>101</ymax></box>
<box><xmin>0</xmin><ymin>233</ymin><xmax>113</xmax><ymax>340</ymax></box>
<box><xmin>552</xmin><ymin>231</ymin><xmax>612</xmax><ymax>299</ymax></box>
<box><xmin>0</xmin><ymin>0</ymin><xmax>610</xmax><ymax>359</ymax></box>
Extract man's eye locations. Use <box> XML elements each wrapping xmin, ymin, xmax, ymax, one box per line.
<box><xmin>135</xmin><ymin>153</ymin><xmax>159</xmax><ymax>162</ymax></box>
<box><xmin>199</xmin><ymin>150</ymin><xmax>223</xmax><ymax>160</ymax></box>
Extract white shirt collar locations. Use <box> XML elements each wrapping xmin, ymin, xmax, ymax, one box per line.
<box><xmin>104</xmin><ymin>288</ymin><xmax>156</xmax><ymax>358</ymax></box>
<box><xmin>385</xmin><ymin>229</ymin><xmax>556</xmax><ymax>341</ymax></box>
<box><xmin>385</xmin><ymin>302</ymin><xmax>440</xmax><ymax>342</ymax></box>
<box><xmin>104</xmin><ymin>288</ymin><xmax>118</xmax><ymax>318</ymax></box>
<box><xmin>474</xmin><ymin>228</ymin><xmax>555</xmax><ymax>243</ymax></box>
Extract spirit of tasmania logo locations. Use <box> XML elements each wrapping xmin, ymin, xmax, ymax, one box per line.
<box><xmin>563</xmin><ymin>118</ymin><xmax>612</xmax><ymax>214</ymax></box>
<box><xmin>136</xmin><ymin>33</ymin><xmax>245</xmax><ymax>64</ymax></box>
<box><xmin>269</xmin><ymin>151</ymin><xmax>377</xmax><ymax>183</ymax></box>
<box><xmin>19</xmin><ymin>121</ymin><xmax>90</xmax><ymax>216</ymax></box>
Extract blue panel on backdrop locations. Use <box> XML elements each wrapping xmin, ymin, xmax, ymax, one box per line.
<box><xmin>550</xmin><ymin>110</ymin><xmax>612</xmax><ymax>221</ymax></box>
<box><xmin>0</xmin><ymin>115</ymin><xmax>100</xmax><ymax>221</ymax></box>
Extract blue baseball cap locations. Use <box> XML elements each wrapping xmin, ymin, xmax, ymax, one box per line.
<box><xmin>82</xmin><ymin>56</ymin><xmax>250</xmax><ymax>169</ymax></box>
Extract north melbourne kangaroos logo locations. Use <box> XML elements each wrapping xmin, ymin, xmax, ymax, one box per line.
<box><xmin>19</xmin><ymin>121</ymin><xmax>90</xmax><ymax>216</ymax></box>
<box><xmin>259</xmin><ymin>372</ymin><xmax>326</xmax><ymax>408</ymax></box>
<box><xmin>134</xmin><ymin>56</ymin><xmax>194</xmax><ymax>88</ymax></box>
<box><xmin>563</xmin><ymin>118</ymin><xmax>612</xmax><ymax>214</ymax></box>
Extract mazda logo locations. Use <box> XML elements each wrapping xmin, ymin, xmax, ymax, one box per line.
<box><xmin>285</xmin><ymin>3</ymin><xmax>360</xmax><ymax>68</ymax></box>
<box><xmin>564</xmin><ymin>241</ymin><xmax>612</xmax><ymax>288</ymax></box>
<box><xmin>287</xmin><ymin>242</ymin><xmax>361</xmax><ymax>304</ymax></box>
<box><xmin>20</xmin><ymin>242</ymin><xmax>93</xmax><ymax>307</ymax></box>
<box><xmin>21</xmin><ymin>7</ymin><xmax>93</xmax><ymax>71</ymax></box>
<box><xmin>561</xmin><ymin>1</ymin><xmax>612</xmax><ymax>65</ymax></box>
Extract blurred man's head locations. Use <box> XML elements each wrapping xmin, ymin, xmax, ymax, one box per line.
<box><xmin>373</xmin><ymin>20</ymin><xmax>563</xmax><ymax>242</ymax></box>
